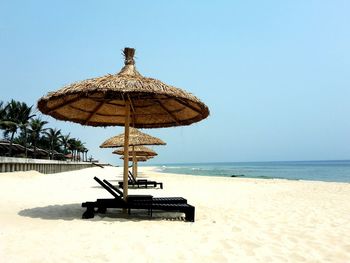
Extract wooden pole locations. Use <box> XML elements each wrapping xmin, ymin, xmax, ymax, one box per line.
<box><xmin>135</xmin><ymin>160</ymin><xmax>138</xmax><ymax>178</ymax></box>
<box><xmin>123</xmin><ymin>101</ymin><xmax>130</xmax><ymax>201</ymax></box>
<box><xmin>132</xmin><ymin>146</ymin><xmax>136</xmax><ymax>178</ymax></box>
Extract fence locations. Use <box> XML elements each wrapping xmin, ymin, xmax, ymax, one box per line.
<box><xmin>0</xmin><ymin>157</ymin><xmax>95</xmax><ymax>174</ymax></box>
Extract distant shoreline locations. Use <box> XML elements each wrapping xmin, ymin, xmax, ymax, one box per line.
<box><xmin>146</xmin><ymin>160</ymin><xmax>350</xmax><ymax>183</ymax></box>
<box><xmin>145</xmin><ymin>159</ymin><xmax>350</xmax><ymax>166</ymax></box>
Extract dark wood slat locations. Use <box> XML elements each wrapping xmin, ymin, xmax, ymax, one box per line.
<box><xmin>156</xmin><ymin>100</ymin><xmax>181</xmax><ymax>125</ymax></box>
<box><xmin>83</xmin><ymin>102</ymin><xmax>105</xmax><ymax>125</ymax></box>
<box><xmin>47</xmin><ymin>96</ymin><xmax>85</xmax><ymax>113</ymax></box>
<box><xmin>127</xmin><ymin>95</ymin><xmax>137</xmax><ymax>127</ymax></box>
<box><xmin>174</xmin><ymin>98</ymin><xmax>203</xmax><ymax>116</ymax></box>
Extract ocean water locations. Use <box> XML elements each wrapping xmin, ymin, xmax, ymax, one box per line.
<box><xmin>153</xmin><ymin>160</ymin><xmax>350</xmax><ymax>183</ymax></box>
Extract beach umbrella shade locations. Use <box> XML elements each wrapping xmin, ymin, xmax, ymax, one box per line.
<box><xmin>120</xmin><ymin>155</ymin><xmax>152</xmax><ymax>173</ymax></box>
<box><xmin>120</xmin><ymin>155</ymin><xmax>152</xmax><ymax>162</ymax></box>
<box><xmin>101</xmin><ymin>127</ymin><xmax>163</xmax><ymax>177</ymax></box>
<box><xmin>113</xmin><ymin>146</ymin><xmax>156</xmax><ymax>177</ymax></box>
<box><xmin>112</xmin><ymin>145</ymin><xmax>157</xmax><ymax>157</ymax></box>
<box><xmin>100</xmin><ymin>127</ymin><xmax>165</xmax><ymax>148</ymax></box>
<box><xmin>37</xmin><ymin>47</ymin><xmax>209</xmax><ymax>201</ymax></box>
<box><xmin>120</xmin><ymin>155</ymin><xmax>150</xmax><ymax>175</ymax></box>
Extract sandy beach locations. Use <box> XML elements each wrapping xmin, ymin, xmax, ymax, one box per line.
<box><xmin>0</xmin><ymin>166</ymin><xmax>349</xmax><ymax>262</ymax></box>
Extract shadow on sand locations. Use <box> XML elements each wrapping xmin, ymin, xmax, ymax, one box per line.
<box><xmin>18</xmin><ymin>204</ymin><xmax>184</xmax><ymax>222</ymax></box>
<box><xmin>18</xmin><ymin>204</ymin><xmax>83</xmax><ymax>220</ymax></box>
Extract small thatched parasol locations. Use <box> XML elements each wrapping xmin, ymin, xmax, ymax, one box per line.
<box><xmin>120</xmin><ymin>155</ymin><xmax>152</xmax><ymax>162</ymax></box>
<box><xmin>100</xmin><ymin>127</ymin><xmax>165</xmax><ymax>148</ymax></box>
<box><xmin>38</xmin><ymin>47</ymin><xmax>209</xmax><ymax>201</ymax></box>
<box><xmin>113</xmin><ymin>145</ymin><xmax>156</xmax><ymax>177</ymax></box>
<box><xmin>112</xmin><ymin>145</ymin><xmax>157</xmax><ymax>157</ymax></box>
<box><xmin>102</xmin><ymin>127</ymin><xmax>162</xmax><ymax>177</ymax></box>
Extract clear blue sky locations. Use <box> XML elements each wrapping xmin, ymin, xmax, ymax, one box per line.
<box><xmin>1</xmin><ymin>0</ymin><xmax>349</xmax><ymax>165</ymax></box>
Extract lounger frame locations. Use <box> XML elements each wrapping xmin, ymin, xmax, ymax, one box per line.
<box><xmin>82</xmin><ymin>177</ymin><xmax>194</xmax><ymax>222</ymax></box>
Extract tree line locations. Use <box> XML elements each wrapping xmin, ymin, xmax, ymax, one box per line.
<box><xmin>0</xmin><ymin>99</ymin><xmax>90</xmax><ymax>161</ymax></box>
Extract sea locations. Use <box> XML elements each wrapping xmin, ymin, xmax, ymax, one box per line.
<box><xmin>152</xmin><ymin>160</ymin><xmax>350</xmax><ymax>183</ymax></box>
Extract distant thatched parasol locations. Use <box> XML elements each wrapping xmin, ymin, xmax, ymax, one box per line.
<box><xmin>112</xmin><ymin>145</ymin><xmax>157</xmax><ymax>157</ymax></box>
<box><xmin>119</xmin><ymin>155</ymin><xmax>152</xmax><ymax>162</ymax></box>
<box><xmin>37</xmin><ymin>47</ymin><xmax>209</xmax><ymax>201</ymax></box>
<box><xmin>100</xmin><ymin>127</ymin><xmax>165</xmax><ymax>148</ymax></box>
<box><xmin>102</xmin><ymin>127</ymin><xmax>162</xmax><ymax>177</ymax></box>
<box><xmin>113</xmin><ymin>145</ymin><xmax>156</xmax><ymax>177</ymax></box>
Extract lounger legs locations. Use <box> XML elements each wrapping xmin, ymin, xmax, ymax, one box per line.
<box><xmin>185</xmin><ymin>206</ymin><xmax>195</xmax><ymax>222</ymax></box>
<box><xmin>82</xmin><ymin>202</ymin><xmax>95</xmax><ymax>219</ymax></box>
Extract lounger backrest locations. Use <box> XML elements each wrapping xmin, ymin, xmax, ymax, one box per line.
<box><xmin>93</xmin><ymin>177</ymin><xmax>121</xmax><ymax>200</ymax></box>
<box><xmin>128</xmin><ymin>173</ymin><xmax>137</xmax><ymax>183</ymax></box>
<box><xmin>128</xmin><ymin>171</ymin><xmax>137</xmax><ymax>182</ymax></box>
<box><xmin>103</xmin><ymin>179</ymin><xmax>123</xmax><ymax>196</ymax></box>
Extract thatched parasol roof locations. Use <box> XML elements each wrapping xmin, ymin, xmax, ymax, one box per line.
<box><xmin>112</xmin><ymin>145</ymin><xmax>157</xmax><ymax>157</ymax></box>
<box><xmin>37</xmin><ymin>48</ymin><xmax>209</xmax><ymax>128</ymax></box>
<box><xmin>120</xmin><ymin>155</ymin><xmax>151</xmax><ymax>162</ymax></box>
<box><xmin>100</xmin><ymin>127</ymin><xmax>165</xmax><ymax>148</ymax></box>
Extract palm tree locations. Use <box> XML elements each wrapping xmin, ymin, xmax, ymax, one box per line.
<box><xmin>17</xmin><ymin>108</ymin><xmax>36</xmax><ymax>158</ymax></box>
<box><xmin>1</xmin><ymin>101</ymin><xmax>18</xmax><ymax>148</ymax></box>
<box><xmin>68</xmin><ymin>138</ymin><xmax>77</xmax><ymax>161</ymax></box>
<box><xmin>44</xmin><ymin>128</ymin><xmax>62</xmax><ymax>160</ymax></box>
<box><xmin>28</xmin><ymin>118</ymin><xmax>48</xmax><ymax>158</ymax></box>
<box><xmin>60</xmin><ymin>133</ymin><xmax>71</xmax><ymax>156</ymax></box>
<box><xmin>0</xmin><ymin>100</ymin><xmax>10</xmax><ymax>140</ymax></box>
<box><xmin>75</xmin><ymin>139</ymin><xmax>86</xmax><ymax>162</ymax></box>
<box><xmin>0</xmin><ymin>101</ymin><xmax>5</xmax><ymax>124</ymax></box>
<box><xmin>1</xmin><ymin>100</ymin><xmax>35</xmax><ymax>156</ymax></box>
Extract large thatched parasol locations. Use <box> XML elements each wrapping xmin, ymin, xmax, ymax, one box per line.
<box><xmin>37</xmin><ymin>47</ymin><xmax>209</xmax><ymax>201</ymax></box>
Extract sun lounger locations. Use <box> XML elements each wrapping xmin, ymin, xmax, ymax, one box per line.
<box><xmin>82</xmin><ymin>177</ymin><xmax>194</xmax><ymax>222</ymax></box>
<box><xmin>117</xmin><ymin>171</ymin><xmax>163</xmax><ymax>189</ymax></box>
<box><xmin>103</xmin><ymin>179</ymin><xmax>187</xmax><ymax>204</ymax></box>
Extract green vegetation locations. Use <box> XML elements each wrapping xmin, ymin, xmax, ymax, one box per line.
<box><xmin>0</xmin><ymin>99</ymin><xmax>90</xmax><ymax>161</ymax></box>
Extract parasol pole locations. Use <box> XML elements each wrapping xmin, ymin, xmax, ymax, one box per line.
<box><xmin>135</xmin><ymin>159</ymin><xmax>138</xmax><ymax>178</ymax></box>
<box><xmin>132</xmin><ymin>146</ymin><xmax>136</xmax><ymax>178</ymax></box>
<box><xmin>123</xmin><ymin>101</ymin><xmax>130</xmax><ymax>201</ymax></box>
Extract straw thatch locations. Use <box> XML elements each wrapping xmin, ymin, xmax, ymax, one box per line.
<box><xmin>100</xmin><ymin>127</ymin><xmax>165</xmax><ymax>148</ymax></box>
<box><xmin>112</xmin><ymin>145</ymin><xmax>157</xmax><ymax>157</ymax></box>
<box><xmin>120</xmin><ymin>155</ymin><xmax>151</xmax><ymax>162</ymax></box>
<box><xmin>37</xmin><ymin>48</ymin><xmax>209</xmax><ymax>128</ymax></box>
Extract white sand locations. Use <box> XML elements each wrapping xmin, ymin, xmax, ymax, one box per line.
<box><xmin>0</xmin><ymin>166</ymin><xmax>349</xmax><ymax>262</ymax></box>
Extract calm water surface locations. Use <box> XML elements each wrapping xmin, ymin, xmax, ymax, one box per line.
<box><xmin>150</xmin><ymin>160</ymin><xmax>350</xmax><ymax>183</ymax></box>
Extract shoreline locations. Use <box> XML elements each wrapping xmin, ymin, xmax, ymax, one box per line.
<box><xmin>1</xmin><ymin>166</ymin><xmax>350</xmax><ymax>262</ymax></box>
<box><xmin>143</xmin><ymin>165</ymin><xmax>350</xmax><ymax>185</ymax></box>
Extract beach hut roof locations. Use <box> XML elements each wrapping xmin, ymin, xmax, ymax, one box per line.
<box><xmin>0</xmin><ymin>141</ymin><xmax>25</xmax><ymax>153</ymax></box>
<box><xmin>100</xmin><ymin>127</ymin><xmax>165</xmax><ymax>148</ymax></box>
<box><xmin>112</xmin><ymin>145</ymin><xmax>157</xmax><ymax>157</ymax></box>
